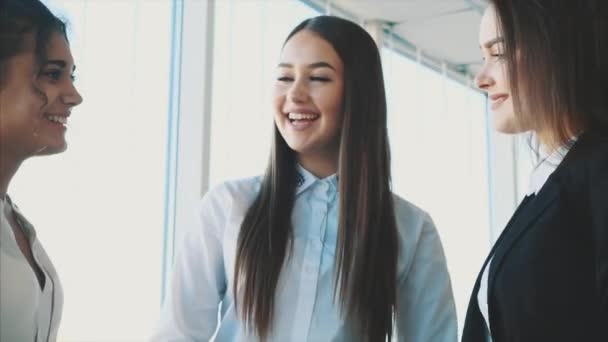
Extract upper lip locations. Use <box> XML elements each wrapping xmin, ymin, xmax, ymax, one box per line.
<box><xmin>284</xmin><ymin>107</ymin><xmax>319</xmax><ymax>115</ymax></box>
<box><xmin>489</xmin><ymin>93</ymin><xmax>508</xmax><ymax>102</ymax></box>
<box><xmin>45</xmin><ymin>112</ymin><xmax>71</xmax><ymax>117</ymax></box>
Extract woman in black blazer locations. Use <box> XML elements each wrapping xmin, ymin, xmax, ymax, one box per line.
<box><xmin>462</xmin><ymin>1</ymin><xmax>608</xmax><ymax>341</ymax></box>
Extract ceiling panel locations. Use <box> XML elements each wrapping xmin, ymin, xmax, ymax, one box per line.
<box><xmin>322</xmin><ymin>0</ymin><xmax>487</xmax><ymax>76</ymax></box>
<box><xmin>332</xmin><ymin>0</ymin><xmax>472</xmax><ymax>23</ymax></box>
<box><xmin>393</xmin><ymin>9</ymin><xmax>482</xmax><ymax>65</ymax></box>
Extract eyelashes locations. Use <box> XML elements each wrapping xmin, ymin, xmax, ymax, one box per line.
<box><xmin>42</xmin><ymin>69</ymin><xmax>62</xmax><ymax>80</ymax></box>
<box><xmin>481</xmin><ymin>53</ymin><xmax>505</xmax><ymax>62</ymax></box>
<box><xmin>40</xmin><ymin>69</ymin><xmax>77</xmax><ymax>82</ymax></box>
<box><xmin>276</xmin><ymin>76</ymin><xmax>331</xmax><ymax>82</ymax></box>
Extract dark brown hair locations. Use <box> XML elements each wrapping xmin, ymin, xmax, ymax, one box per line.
<box><xmin>233</xmin><ymin>15</ymin><xmax>399</xmax><ymax>341</ymax></box>
<box><xmin>489</xmin><ymin>0</ymin><xmax>608</xmax><ymax>149</ymax></box>
<box><xmin>0</xmin><ymin>0</ymin><xmax>67</xmax><ymax>87</ymax></box>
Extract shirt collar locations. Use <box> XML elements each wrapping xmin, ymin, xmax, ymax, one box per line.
<box><xmin>0</xmin><ymin>195</ymin><xmax>36</xmax><ymax>238</ymax></box>
<box><xmin>527</xmin><ymin>136</ymin><xmax>577</xmax><ymax>196</ymax></box>
<box><xmin>295</xmin><ymin>164</ymin><xmax>339</xmax><ymax>196</ymax></box>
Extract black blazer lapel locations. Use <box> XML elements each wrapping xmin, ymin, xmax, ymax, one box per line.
<box><xmin>462</xmin><ymin>193</ymin><xmax>538</xmax><ymax>341</ymax></box>
<box><xmin>488</xmin><ymin>176</ymin><xmax>560</xmax><ymax>300</ymax></box>
<box><xmin>487</xmin><ymin>132</ymin><xmax>592</xmax><ymax>293</ymax></box>
<box><xmin>471</xmin><ymin>191</ymin><xmax>538</xmax><ymax>299</ymax></box>
<box><xmin>464</xmin><ymin>133</ymin><xmax>597</xmax><ymax>341</ymax></box>
<box><xmin>462</xmin><ymin>258</ymin><xmax>491</xmax><ymax>341</ymax></box>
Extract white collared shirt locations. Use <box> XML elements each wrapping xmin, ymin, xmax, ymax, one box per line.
<box><xmin>0</xmin><ymin>196</ymin><xmax>63</xmax><ymax>342</ymax></box>
<box><xmin>153</xmin><ymin>165</ymin><xmax>457</xmax><ymax>341</ymax></box>
<box><xmin>477</xmin><ymin>137</ymin><xmax>576</xmax><ymax>340</ymax></box>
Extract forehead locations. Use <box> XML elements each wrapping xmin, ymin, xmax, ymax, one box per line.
<box><xmin>280</xmin><ymin>30</ymin><xmax>342</xmax><ymax>69</ymax></box>
<box><xmin>479</xmin><ymin>7</ymin><xmax>500</xmax><ymax>44</ymax></box>
<box><xmin>1</xmin><ymin>31</ymin><xmax>73</xmax><ymax>85</ymax></box>
<box><xmin>45</xmin><ymin>31</ymin><xmax>74</xmax><ymax>66</ymax></box>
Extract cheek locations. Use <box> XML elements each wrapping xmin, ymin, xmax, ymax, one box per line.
<box><xmin>36</xmin><ymin>82</ymin><xmax>59</xmax><ymax>106</ymax></box>
<box><xmin>2</xmin><ymin>85</ymin><xmax>43</xmax><ymax>123</ymax></box>
<box><xmin>272</xmin><ymin>86</ymin><xmax>286</xmax><ymax>111</ymax></box>
<box><xmin>272</xmin><ymin>94</ymin><xmax>286</xmax><ymax>124</ymax></box>
<box><xmin>494</xmin><ymin>65</ymin><xmax>509</xmax><ymax>90</ymax></box>
<box><xmin>322</xmin><ymin>87</ymin><xmax>343</xmax><ymax>129</ymax></box>
<box><xmin>319</xmin><ymin>109</ymin><xmax>343</xmax><ymax>142</ymax></box>
<box><xmin>0</xmin><ymin>94</ymin><xmax>42</xmax><ymax>151</ymax></box>
<box><xmin>327</xmin><ymin>112</ymin><xmax>343</xmax><ymax>138</ymax></box>
<box><xmin>316</xmin><ymin>84</ymin><xmax>342</xmax><ymax>113</ymax></box>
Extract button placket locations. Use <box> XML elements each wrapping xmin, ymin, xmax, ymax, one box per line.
<box><xmin>292</xmin><ymin>190</ymin><xmax>326</xmax><ymax>341</ymax></box>
<box><xmin>321</xmin><ymin>184</ymin><xmax>337</xmax><ymax>245</ymax></box>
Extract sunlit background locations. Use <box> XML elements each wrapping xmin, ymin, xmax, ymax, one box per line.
<box><xmin>9</xmin><ymin>0</ymin><xmax>533</xmax><ymax>340</ymax></box>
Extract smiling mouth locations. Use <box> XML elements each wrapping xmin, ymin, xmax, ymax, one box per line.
<box><xmin>45</xmin><ymin>114</ymin><xmax>68</xmax><ymax>126</ymax></box>
<box><xmin>288</xmin><ymin>112</ymin><xmax>320</xmax><ymax>123</ymax></box>
<box><xmin>489</xmin><ymin>95</ymin><xmax>509</xmax><ymax>110</ymax></box>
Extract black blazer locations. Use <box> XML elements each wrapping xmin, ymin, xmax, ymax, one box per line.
<box><xmin>462</xmin><ymin>132</ymin><xmax>608</xmax><ymax>342</ymax></box>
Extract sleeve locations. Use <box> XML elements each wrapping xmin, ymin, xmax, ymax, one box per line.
<box><xmin>396</xmin><ymin>213</ymin><xmax>458</xmax><ymax>342</ymax></box>
<box><xmin>151</xmin><ymin>188</ymin><xmax>228</xmax><ymax>342</ymax></box>
<box><xmin>591</xmin><ymin>151</ymin><xmax>608</xmax><ymax>317</ymax></box>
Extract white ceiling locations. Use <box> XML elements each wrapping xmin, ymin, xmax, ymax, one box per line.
<box><xmin>326</xmin><ymin>0</ymin><xmax>487</xmax><ymax>76</ymax></box>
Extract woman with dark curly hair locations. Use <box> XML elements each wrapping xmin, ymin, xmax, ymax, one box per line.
<box><xmin>0</xmin><ymin>0</ymin><xmax>82</xmax><ymax>340</ymax></box>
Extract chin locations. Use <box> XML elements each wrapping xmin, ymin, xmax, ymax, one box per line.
<box><xmin>493</xmin><ymin>120</ymin><xmax>530</xmax><ymax>135</ymax></box>
<box><xmin>492</xmin><ymin>111</ymin><xmax>518</xmax><ymax>134</ymax></box>
<box><xmin>284</xmin><ymin>140</ymin><xmax>306</xmax><ymax>153</ymax></box>
<box><xmin>35</xmin><ymin>142</ymin><xmax>68</xmax><ymax>156</ymax></box>
<box><xmin>494</xmin><ymin>124</ymin><xmax>518</xmax><ymax>134</ymax></box>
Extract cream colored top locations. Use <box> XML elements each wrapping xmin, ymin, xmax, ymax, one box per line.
<box><xmin>0</xmin><ymin>196</ymin><xmax>63</xmax><ymax>342</ymax></box>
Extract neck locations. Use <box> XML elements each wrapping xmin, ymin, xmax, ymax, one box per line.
<box><xmin>0</xmin><ymin>150</ymin><xmax>22</xmax><ymax>199</ymax></box>
<box><xmin>297</xmin><ymin>147</ymin><xmax>339</xmax><ymax>179</ymax></box>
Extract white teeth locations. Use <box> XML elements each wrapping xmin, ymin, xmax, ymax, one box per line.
<box><xmin>288</xmin><ymin>112</ymin><xmax>319</xmax><ymax>120</ymax></box>
<box><xmin>47</xmin><ymin>115</ymin><xmax>67</xmax><ymax>125</ymax></box>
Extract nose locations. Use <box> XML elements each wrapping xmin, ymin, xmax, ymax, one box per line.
<box><xmin>62</xmin><ymin>81</ymin><xmax>83</xmax><ymax>107</ymax></box>
<box><xmin>474</xmin><ymin>65</ymin><xmax>494</xmax><ymax>92</ymax></box>
<box><xmin>287</xmin><ymin>80</ymin><xmax>308</xmax><ymax>103</ymax></box>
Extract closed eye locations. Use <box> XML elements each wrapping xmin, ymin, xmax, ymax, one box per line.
<box><xmin>481</xmin><ymin>52</ymin><xmax>503</xmax><ymax>62</ymax></box>
<box><xmin>277</xmin><ymin>76</ymin><xmax>293</xmax><ymax>82</ymax></box>
<box><xmin>310</xmin><ymin>76</ymin><xmax>330</xmax><ymax>82</ymax></box>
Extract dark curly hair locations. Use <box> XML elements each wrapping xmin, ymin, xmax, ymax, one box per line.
<box><xmin>0</xmin><ymin>0</ymin><xmax>67</xmax><ymax>86</ymax></box>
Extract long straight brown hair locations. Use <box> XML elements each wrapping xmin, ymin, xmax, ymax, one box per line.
<box><xmin>233</xmin><ymin>16</ymin><xmax>399</xmax><ymax>341</ymax></box>
<box><xmin>489</xmin><ymin>0</ymin><xmax>608</xmax><ymax>149</ymax></box>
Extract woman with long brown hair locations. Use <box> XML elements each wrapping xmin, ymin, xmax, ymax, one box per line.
<box><xmin>155</xmin><ymin>15</ymin><xmax>456</xmax><ymax>342</ymax></box>
<box><xmin>463</xmin><ymin>1</ymin><xmax>608</xmax><ymax>341</ymax></box>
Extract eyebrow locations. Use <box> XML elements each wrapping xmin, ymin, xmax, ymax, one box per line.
<box><xmin>277</xmin><ymin>61</ymin><xmax>336</xmax><ymax>71</ymax></box>
<box><xmin>44</xmin><ymin>60</ymin><xmax>76</xmax><ymax>72</ymax></box>
<box><xmin>482</xmin><ymin>37</ymin><xmax>504</xmax><ymax>49</ymax></box>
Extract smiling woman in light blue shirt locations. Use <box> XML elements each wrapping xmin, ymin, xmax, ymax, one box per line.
<box><xmin>154</xmin><ymin>15</ymin><xmax>457</xmax><ymax>342</ymax></box>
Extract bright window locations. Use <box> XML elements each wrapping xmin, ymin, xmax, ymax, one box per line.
<box><xmin>209</xmin><ymin>0</ymin><xmax>318</xmax><ymax>185</ymax></box>
<box><xmin>382</xmin><ymin>47</ymin><xmax>491</xmax><ymax>334</ymax></box>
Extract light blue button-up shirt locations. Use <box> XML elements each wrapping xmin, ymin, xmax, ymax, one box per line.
<box><xmin>153</xmin><ymin>166</ymin><xmax>457</xmax><ymax>341</ymax></box>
